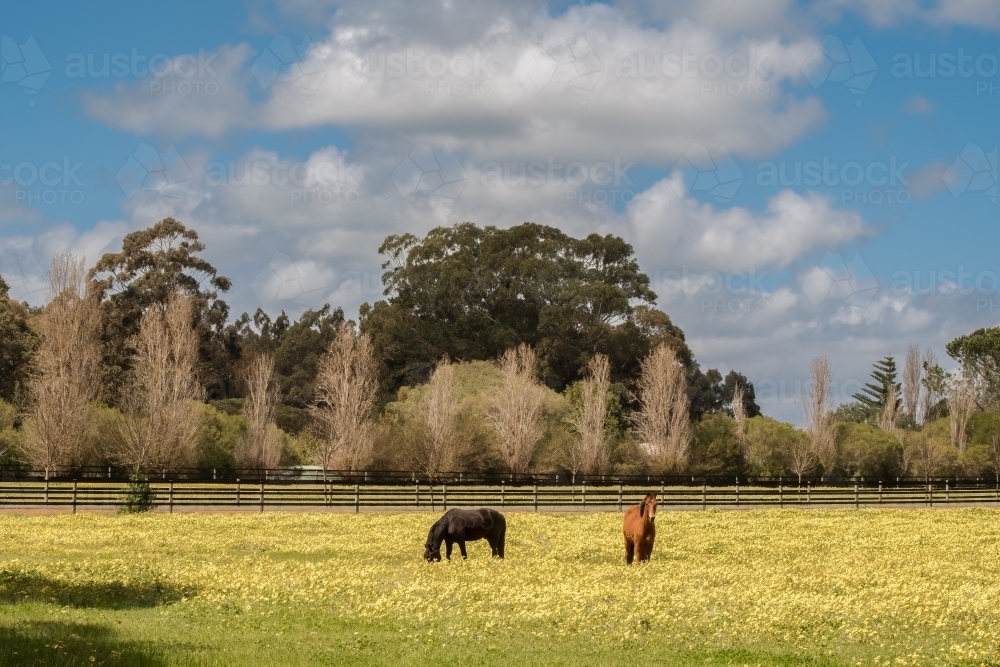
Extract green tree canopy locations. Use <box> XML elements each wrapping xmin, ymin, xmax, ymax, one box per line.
<box><xmin>360</xmin><ymin>222</ymin><xmax>692</xmax><ymax>392</ymax></box>
<box><xmin>852</xmin><ymin>356</ymin><xmax>901</xmax><ymax>416</ymax></box>
<box><xmin>89</xmin><ymin>218</ymin><xmax>233</xmax><ymax>398</ymax></box>
<box><xmin>0</xmin><ymin>276</ymin><xmax>39</xmax><ymax>404</ymax></box>
<box><xmin>232</xmin><ymin>305</ymin><xmax>346</xmax><ymax>410</ymax></box>
<box><xmin>946</xmin><ymin>327</ymin><xmax>1000</xmax><ymax>409</ymax></box>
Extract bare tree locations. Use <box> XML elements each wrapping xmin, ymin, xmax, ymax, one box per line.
<box><xmin>309</xmin><ymin>324</ymin><xmax>378</xmax><ymax>475</ymax></box>
<box><xmin>567</xmin><ymin>353</ymin><xmax>611</xmax><ymax>477</ymax></box>
<box><xmin>731</xmin><ymin>382</ymin><xmax>748</xmax><ymax>457</ymax></box>
<box><xmin>802</xmin><ymin>356</ymin><xmax>835</xmax><ymax>473</ymax></box>
<box><xmin>906</xmin><ymin>431</ymin><xmax>949</xmax><ymax>481</ymax></box>
<box><xmin>634</xmin><ymin>344</ymin><xmax>691</xmax><ymax>473</ymax></box>
<box><xmin>237</xmin><ymin>353</ymin><xmax>283</xmax><ymax>470</ymax></box>
<box><xmin>787</xmin><ymin>434</ymin><xmax>818</xmax><ymax>485</ymax></box>
<box><xmin>489</xmin><ymin>344</ymin><xmax>546</xmax><ymax>474</ymax></box>
<box><xmin>115</xmin><ymin>292</ymin><xmax>202</xmax><ymax>474</ymax></box>
<box><xmin>22</xmin><ymin>255</ymin><xmax>101</xmax><ymax>479</ymax></box>
<box><xmin>408</xmin><ymin>356</ymin><xmax>460</xmax><ymax>478</ymax></box>
<box><xmin>877</xmin><ymin>382</ymin><xmax>899</xmax><ymax>433</ymax></box>
<box><xmin>946</xmin><ymin>371</ymin><xmax>977</xmax><ymax>451</ymax></box>
<box><xmin>902</xmin><ymin>344</ymin><xmax>922</xmax><ymax>423</ymax></box>
<box><xmin>920</xmin><ymin>348</ymin><xmax>943</xmax><ymax>422</ymax></box>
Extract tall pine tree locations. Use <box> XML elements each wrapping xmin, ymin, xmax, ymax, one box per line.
<box><xmin>853</xmin><ymin>356</ymin><xmax>902</xmax><ymax>414</ymax></box>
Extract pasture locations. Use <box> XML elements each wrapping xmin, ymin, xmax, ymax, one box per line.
<box><xmin>1</xmin><ymin>509</ymin><xmax>998</xmax><ymax>666</ymax></box>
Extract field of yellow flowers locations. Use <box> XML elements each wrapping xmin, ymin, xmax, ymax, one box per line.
<box><xmin>1</xmin><ymin>509</ymin><xmax>998</xmax><ymax>666</ymax></box>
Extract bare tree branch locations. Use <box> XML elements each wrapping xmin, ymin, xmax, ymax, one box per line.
<box><xmin>310</xmin><ymin>324</ymin><xmax>379</xmax><ymax>474</ymax></box>
<box><xmin>22</xmin><ymin>254</ymin><xmax>101</xmax><ymax>479</ymax></box>
<box><xmin>634</xmin><ymin>344</ymin><xmax>691</xmax><ymax>473</ymax></box>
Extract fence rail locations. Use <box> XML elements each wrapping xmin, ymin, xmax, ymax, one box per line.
<box><xmin>2</xmin><ymin>465</ymin><xmax>999</xmax><ymax>488</ymax></box>
<box><xmin>2</xmin><ymin>480</ymin><xmax>999</xmax><ymax>513</ymax></box>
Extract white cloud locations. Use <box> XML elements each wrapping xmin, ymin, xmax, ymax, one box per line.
<box><xmin>625</xmin><ymin>172</ymin><xmax>870</xmax><ymax>272</ymax></box>
<box><xmin>82</xmin><ymin>4</ymin><xmax>827</xmax><ymax>163</ymax></box>
<box><xmin>81</xmin><ymin>45</ymin><xmax>256</xmax><ymax>139</ymax></box>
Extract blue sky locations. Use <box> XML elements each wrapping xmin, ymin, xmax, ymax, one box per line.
<box><xmin>2</xmin><ymin>0</ymin><xmax>997</xmax><ymax>422</ymax></box>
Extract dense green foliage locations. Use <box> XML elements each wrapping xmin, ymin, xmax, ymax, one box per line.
<box><xmin>0</xmin><ymin>277</ymin><xmax>38</xmax><ymax>405</ymax></box>
<box><xmin>2</xmin><ymin>218</ymin><xmax>997</xmax><ymax>480</ymax></box>
<box><xmin>88</xmin><ymin>218</ymin><xmax>235</xmax><ymax>399</ymax></box>
<box><xmin>947</xmin><ymin>326</ymin><xmax>1000</xmax><ymax>410</ymax></box>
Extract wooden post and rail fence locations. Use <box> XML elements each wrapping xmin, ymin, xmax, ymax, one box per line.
<box><xmin>1</xmin><ymin>473</ymin><xmax>998</xmax><ymax>513</ymax></box>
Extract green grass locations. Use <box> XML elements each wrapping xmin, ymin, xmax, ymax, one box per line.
<box><xmin>1</xmin><ymin>509</ymin><xmax>999</xmax><ymax>666</ymax></box>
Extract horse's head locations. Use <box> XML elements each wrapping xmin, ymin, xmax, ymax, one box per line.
<box><xmin>424</xmin><ymin>523</ymin><xmax>443</xmax><ymax>562</ymax></box>
<box><xmin>639</xmin><ymin>492</ymin><xmax>658</xmax><ymax>523</ymax></box>
<box><xmin>424</xmin><ymin>540</ymin><xmax>442</xmax><ymax>562</ymax></box>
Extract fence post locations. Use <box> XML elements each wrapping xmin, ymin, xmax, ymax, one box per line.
<box><xmin>854</xmin><ymin>484</ymin><xmax>859</xmax><ymax>509</ymax></box>
<box><xmin>878</xmin><ymin>481</ymin><xmax>882</xmax><ymax>504</ymax></box>
<box><xmin>928</xmin><ymin>482</ymin><xmax>932</xmax><ymax>507</ymax></box>
<box><xmin>735</xmin><ymin>482</ymin><xmax>740</xmax><ymax>507</ymax></box>
<box><xmin>807</xmin><ymin>482</ymin><xmax>811</xmax><ymax>504</ymax></box>
<box><xmin>946</xmin><ymin>481</ymin><xmax>950</xmax><ymax>504</ymax></box>
<box><xmin>618</xmin><ymin>483</ymin><xmax>623</xmax><ymax>512</ymax></box>
<box><xmin>259</xmin><ymin>482</ymin><xmax>264</xmax><ymax>513</ymax></box>
<box><xmin>213</xmin><ymin>468</ymin><xmax>216</xmax><ymax>481</ymax></box>
<box><xmin>534</xmin><ymin>483</ymin><xmax>538</xmax><ymax>512</ymax></box>
<box><xmin>169</xmin><ymin>480</ymin><xmax>174</xmax><ymax>514</ymax></box>
<box><xmin>236</xmin><ymin>479</ymin><xmax>241</xmax><ymax>507</ymax></box>
<box><xmin>72</xmin><ymin>480</ymin><xmax>78</xmax><ymax>514</ymax></box>
<box><xmin>354</xmin><ymin>484</ymin><xmax>359</xmax><ymax>514</ymax></box>
<box><xmin>107</xmin><ymin>466</ymin><xmax>111</xmax><ymax>479</ymax></box>
<box><xmin>443</xmin><ymin>483</ymin><xmax>448</xmax><ymax>510</ymax></box>
<box><xmin>582</xmin><ymin>481</ymin><xmax>586</xmax><ymax>506</ymax></box>
<box><xmin>44</xmin><ymin>479</ymin><xmax>49</xmax><ymax>505</ymax></box>
<box><xmin>501</xmin><ymin>481</ymin><xmax>505</xmax><ymax>507</ymax></box>
<box><xmin>702</xmin><ymin>484</ymin><xmax>707</xmax><ymax>510</ymax></box>
<box><xmin>779</xmin><ymin>483</ymin><xmax>783</xmax><ymax>508</ymax></box>
<box><xmin>415</xmin><ymin>482</ymin><xmax>420</xmax><ymax>508</ymax></box>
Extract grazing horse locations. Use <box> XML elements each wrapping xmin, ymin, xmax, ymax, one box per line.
<box><xmin>622</xmin><ymin>492</ymin><xmax>657</xmax><ymax>564</ymax></box>
<box><xmin>424</xmin><ymin>508</ymin><xmax>506</xmax><ymax>562</ymax></box>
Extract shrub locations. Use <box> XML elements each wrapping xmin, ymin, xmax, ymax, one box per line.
<box><xmin>117</xmin><ymin>474</ymin><xmax>157</xmax><ymax>513</ymax></box>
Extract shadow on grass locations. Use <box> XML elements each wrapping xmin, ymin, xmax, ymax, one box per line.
<box><xmin>0</xmin><ymin>570</ymin><xmax>193</xmax><ymax>609</ymax></box>
<box><xmin>0</xmin><ymin>620</ymin><xmax>167</xmax><ymax>667</ymax></box>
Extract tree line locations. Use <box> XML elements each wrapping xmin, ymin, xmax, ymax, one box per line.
<box><xmin>0</xmin><ymin>218</ymin><xmax>997</xmax><ymax>482</ymax></box>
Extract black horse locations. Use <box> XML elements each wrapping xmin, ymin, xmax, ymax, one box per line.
<box><xmin>424</xmin><ymin>508</ymin><xmax>506</xmax><ymax>561</ymax></box>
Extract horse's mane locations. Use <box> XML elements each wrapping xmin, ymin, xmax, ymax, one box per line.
<box><xmin>428</xmin><ymin>515</ymin><xmax>449</xmax><ymax>544</ymax></box>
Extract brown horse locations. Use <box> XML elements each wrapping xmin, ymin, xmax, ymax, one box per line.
<box><xmin>622</xmin><ymin>492</ymin><xmax>657</xmax><ymax>564</ymax></box>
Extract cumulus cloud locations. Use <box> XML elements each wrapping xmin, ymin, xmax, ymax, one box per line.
<box><xmin>81</xmin><ymin>44</ymin><xmax>257</xmax><ymax>138</ymax></box>
<box><xmin>83</xmin><ymin>3</ymin><xmax>826</xmax><ymax>163</ymax></box>
<box><xmin>625</xmin><ymin>172</ymin><xmax>870</xmax><ymax>272</ymax></box>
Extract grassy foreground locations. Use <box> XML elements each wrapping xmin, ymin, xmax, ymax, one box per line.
<box><xmin>0</xmin><ymin>509</ymin><xmax>998</xmax><ymax>667</ymax></box>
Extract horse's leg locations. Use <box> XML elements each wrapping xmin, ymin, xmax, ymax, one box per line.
<box><xmin>445</xmin><ymin>540</ymin><xmax>453</xmax><ymax>561</ymax></box>
<box><xmin>458</xmin><ymin>541</ymin><xmax>468</xmax><ymax>559</ymax></box>
<box><xmin>498</xmin><ymin>527</ymin><xmax>505</xmax><ymax>559</ymax></box>
<box><xmin>624</xmin><ymin>539</ymin><xmax>634</xmax><ymax>565</ymax></box>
